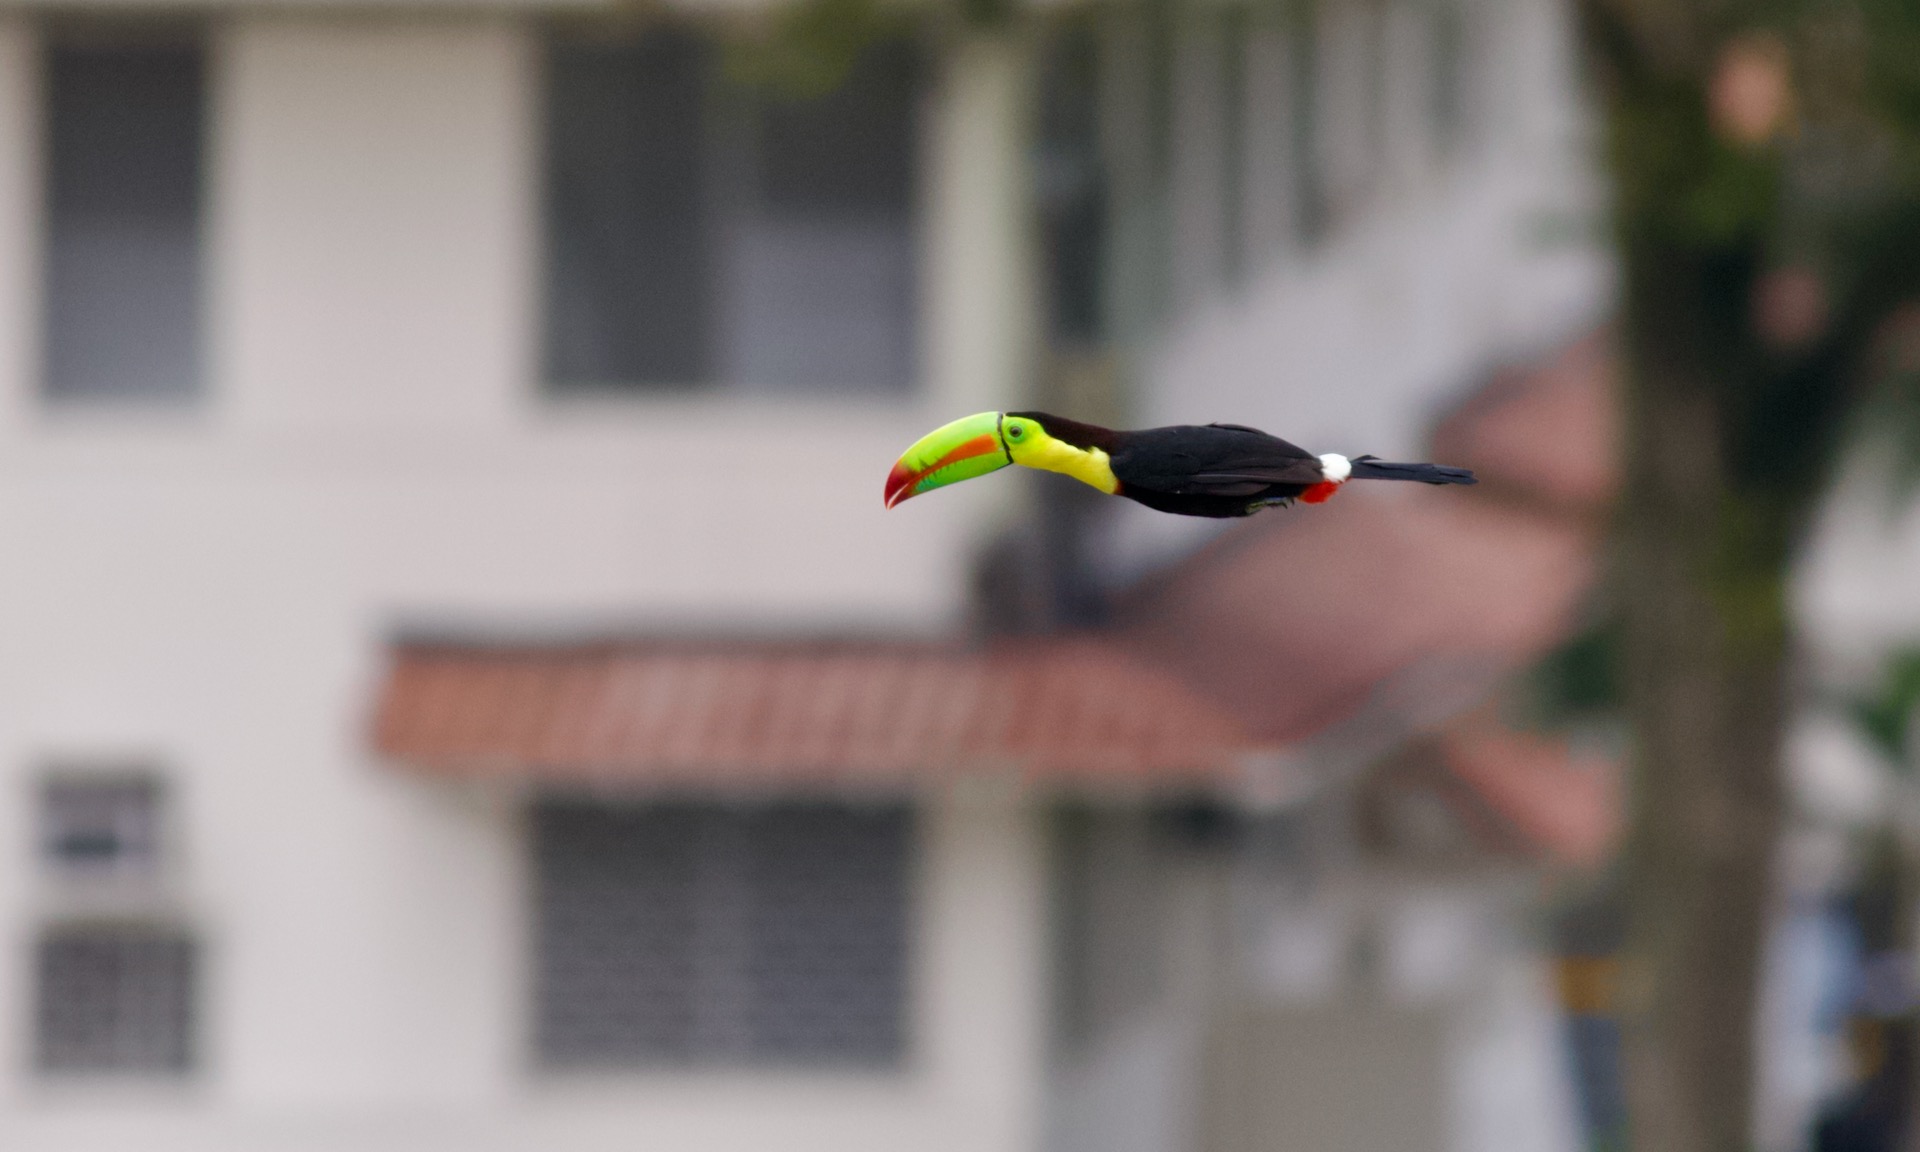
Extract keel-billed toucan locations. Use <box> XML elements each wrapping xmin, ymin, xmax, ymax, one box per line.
<box><xmin>885</xmin><ymin>412</ymin><xmax>1476</xmax><ymax>518</ymax></box>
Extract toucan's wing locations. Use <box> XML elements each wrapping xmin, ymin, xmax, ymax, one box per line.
<box><xmin>1184</xmin><ymin>462</ymin><xmax>1326</xmax><ymax>492</ymax></box>
<box><xmin>1112</xmin><ymin>425</ymin><xmax>1323</xmax><ymax>496</ymax></box>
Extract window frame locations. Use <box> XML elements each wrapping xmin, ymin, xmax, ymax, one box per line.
<box><xmin>33</xmin><ymin>919</ymin><xmax>199</xmax><ymax>1079</ymax></box>
<box><xmin>37</xmin><ymin>23</ymin><xmax>211</xmax><ymax>411</ymax></box>
<box><xmin>535</xmin><ymin>19</ymin><xmax>930</xmax><ymax>402</ymax></box>
<box><xmin>528</xmin><ymin>796</ymin><xmax>917</xmax><ymax>1075</ymax></box>
<box><xmin>29</xmin><ymin>763</ymin><xmax>199</xmax><ymax>1082</ymax></box>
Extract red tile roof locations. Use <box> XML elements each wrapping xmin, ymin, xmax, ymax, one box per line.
<box><xmin>373</xmin><ymin>638</ymin><xmax>1267</xmax><ymax>793</ymax></box>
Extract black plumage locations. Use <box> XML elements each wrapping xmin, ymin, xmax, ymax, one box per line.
<box><xmin>1013</xmin><ymin>411</ymin><xmax>1476</xmax><ymax>519</ymax></box>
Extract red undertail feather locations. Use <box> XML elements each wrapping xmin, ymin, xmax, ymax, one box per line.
<box><xmin>1299</xmin><ymin>481</ymin><xmax>1341</xmax><ymax>504</ymax></box>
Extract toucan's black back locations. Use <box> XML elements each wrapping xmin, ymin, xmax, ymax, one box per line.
<box><xmin>1021</xmin><ymin>412</ymin><xmax>1476</xmax><ymax>519</ymax></box>
<box><xmin>1107</xmin><ymin>423</ymin><xmax>1325</xmax><ymax>518</ymax></box>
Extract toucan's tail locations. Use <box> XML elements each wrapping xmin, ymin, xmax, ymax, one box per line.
<box><xmin>1349</xmin><ymin>455</ymin><xmax>1477</xmax><ymax>486</ymax></box>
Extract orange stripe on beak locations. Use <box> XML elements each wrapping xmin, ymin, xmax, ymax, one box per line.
<box><xmin>884</xmin><ymin>434</ymin><xmax>1004</xmax><ymax>508</ymax></box>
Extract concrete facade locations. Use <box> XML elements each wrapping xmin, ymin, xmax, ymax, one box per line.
<box><xmin>0</xmin><ymin>2</ymin><xmax>1611</xmax><ymax>1150</ymax></box>
<box><xmin>0</xmin><ymin>14</ymin><xmax>1043</xmax><ymax>1148</ymax></box>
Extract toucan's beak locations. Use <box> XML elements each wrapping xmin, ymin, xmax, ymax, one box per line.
<box><xmin>885</xmin><ymin>412</ymin><xmax>1011</xmax><ymax>508</ymax></box>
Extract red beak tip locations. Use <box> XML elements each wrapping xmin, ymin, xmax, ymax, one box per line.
<box><xmin>884</xmin><ymin>464</ymin><xmax>916</xmax><ymax>509</ymax></box>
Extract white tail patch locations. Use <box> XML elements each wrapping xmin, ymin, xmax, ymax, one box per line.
<box><xmin>1318</xmin><ymin>453</ymin><xmax>1352</xmax><ymax>483</ymax></box>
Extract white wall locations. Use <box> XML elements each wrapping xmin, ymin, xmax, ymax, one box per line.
<box><xmin>0</xmin><ymin>790</ymin><xmax>1050</xmax><ymax>1152</ymax></box>
<box><xmin>0</xmin><ymin>13</ymin><xmax>1043</xmax><ymax>1151</ymax></box>
<box><xmin>219</xmin><ymin>19</ymin><xmax>532</xmax><ymax>436</ymax></box>
<box><xmin>1798</xmin><ymin>453</ymin><xmax>1920</xmax><ymax>668</ymax></box>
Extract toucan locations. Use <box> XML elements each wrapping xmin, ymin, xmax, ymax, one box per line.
<box><xmin>885</xmin><ymin>411</ymin><xmax>1476</xmax><ymax>518</ymax></box>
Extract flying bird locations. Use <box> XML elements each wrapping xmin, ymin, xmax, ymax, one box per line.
<box><xmin>885</xmin><ymin>411</ymin><xmax>1476</xmax><ymax>519</ymax></box>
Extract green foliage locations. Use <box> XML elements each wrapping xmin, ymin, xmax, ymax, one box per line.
<box><xmin>1529</xmin><ymin>618</ymin><xmax>1626</xmax><ymax>725</ymax></box>
<box><xmin>720</xmin><ymin>0</ymin><xmax>915</xmax><ymax>100</ymax></box>
<box><xmin>1850</xmin><ymin>646</ymin><xmax>1920</xmax><ymax>768</ymax></box>
<box><xmin>1699</xmin><ymin>491</ymin><xmax>1793</xmax><ymax>661</ymax></box>
<box><xmin>1860</xmin><ymin>0</ymin><xmax>1920</xmax><ymax>145</ymax></box>
<box><xmin>1604</xmin><ymin>80</ymin><xmax>1781</xmax><ymax>253</ymax></box>
<box><xmin>1688</xmin><ymin>147</ymin><xmax>1783</xmax><ymax>247</ymax></box>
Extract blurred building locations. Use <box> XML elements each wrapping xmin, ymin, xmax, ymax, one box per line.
<box><xmin>0</xmin><ymin>2</ymin><xmax>1610</xmax><ymax>1151</ymax></box>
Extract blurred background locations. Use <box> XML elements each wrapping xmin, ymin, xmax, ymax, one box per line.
<box><xmin>0</xmin><ymin>0</ymin><xmax>1916</xmax><ymax>1150</ymax></box>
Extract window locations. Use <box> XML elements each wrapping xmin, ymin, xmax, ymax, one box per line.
<box><xmin>1429</xmin><ymin>4</ymin><xmax>1469</xmax><ymax>160</ymax></box>
<box><xmin>1288</xmin><ymin>8</ymin><xmax>1329</xmax><ymax>245</ymax></box>
<box><xmin>41</xmin><ymin>776</ymin><xmax>162</xmax><ymax>878</ymax></box>
<box><xmin>533</xmin><ymin>799</ymin><xmax>911</xmax><ymax>1068</ymax></box>
<box><xmin>43</xmin><ymin>38</ymin><xmax>205</xmax><ymax>402</ymax></box>
<box><xmin>1312</xmin><ymin>0</ymin><xmax>1388</xmax><ymax>225</ymax></box>
<box><xmin>33</xmin><ymin>770</ymin><xmax>195</xmax><ymax>1077</ymax></box>
<box><xmin>1239</xmin><ymin>13</ymin><xmax>1299</xmax><ymax>263</ymax></box>
<box><xmin>1092</xmin><ymin>4</ymin><xmax>1176</xmax><ymax>336</ymax></box>
<box><xmin>36</xmin><ymin>926</ymin><xmax>195</xmax><ymax>1074</ymax></box>
<box><xmin>543</xmin><ymin>27</ymin><xmax>922</xmax><ymax>395</ymax></box>
<box><xmin>1036</xmin><ymin>19</ymin><xmax>1107</xmax><ymax>348</ymax></box>
<box><xmin>1168</xmin><ymin>16</ymin><xmax>1232</xmax><ymax>311</ymax></box>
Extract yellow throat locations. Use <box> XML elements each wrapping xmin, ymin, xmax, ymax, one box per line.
<box><xmin>1008</xmin><ymin>431</ymin><xmax>1121</xmax><ymax>495</ymax></box>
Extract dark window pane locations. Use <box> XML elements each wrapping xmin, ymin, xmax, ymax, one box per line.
<box><xmin>1430</xmin><ymin>5</ymin><xmax>1468</xmax><ymax>157</ymax></box>
<box><xmin>743</xmin><ymin>805</ymin><xmax>910</xmax><ymax>1064</ymax></box>
<box><xmin>44</xmin><ymin>43</ymin><xmax>203</xmax><ymax>402</ymax></box>
<box><xmin>37</xmin><ymin>926</ymin><xmax>195</xmax><ymax>1075</ymax></box>
<box><xmin>716</xmin><ymin>211</ymin><xmax>918</xmax><ymax>394</ymax></box>
<box><xmin>1291</xmin><ymin>17</ymin><xmax>1328</xmax><ymax>245</ymax></box>
<box><xmin>1036</xmin><ymin>22</ymin><xmax>1108</xmax><ymax>347</ymax></box>
<box><xmin>1219</xmin><ymin>9</ymin><xmax>1247</xmax><ymax>288</ymax></box>
<box><xmin>544</xmin><ymin>30</ymin><xmax>712</xmax><ymax>387</ymax></box>
<box><xmin>532</xmin><ymin>799</ymin><xmax>910</xmax><ymax>1068</ymax></box>
<box><xmin>723</xmin><ymin>41</ymin><xmax>921</xmax><ymax>394</ymax></box>
<box><xmin>755</xmin><ymin>42</ymin><xmax>918</xmax><ymax>220</ymax></box>
<box><xmin>534</xmin><ymin>802</ymin><xmax>701</xmax><ymax>1064</ymax></box>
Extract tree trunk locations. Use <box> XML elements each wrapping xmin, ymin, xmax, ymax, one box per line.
<box><xmin>1613</xmin><ymin>254</ymin><xmax>1791</xmax><ymax>1152</ymax></box>
<box><xmin>1576</xmin><ymin>0</ymin><xmax>1920</xmax><ymax>1142</ymax></box>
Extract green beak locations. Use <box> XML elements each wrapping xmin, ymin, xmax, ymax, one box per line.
<box><xmin>884</xmin><ymin>412</ymin><xmax>1011</xmax><ymax>508</ymax></box>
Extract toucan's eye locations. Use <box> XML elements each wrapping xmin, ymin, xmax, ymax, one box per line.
<box><xmin>1007</xmin><ymin>424</ymin><xmax>1024</xmax><ymax>440</ymax></box>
